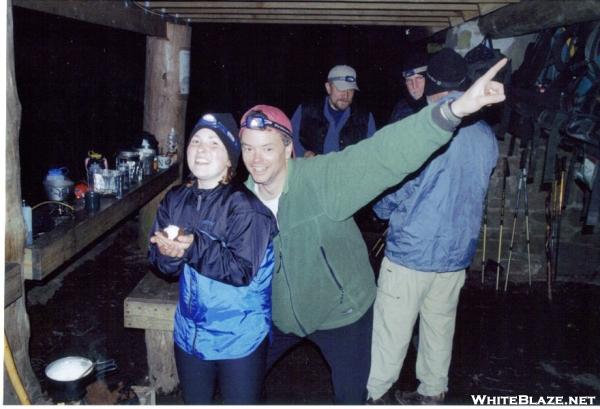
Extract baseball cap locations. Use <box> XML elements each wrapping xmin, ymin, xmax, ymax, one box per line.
<box><xmin>327</xmin><ymin>65</ymin><xmax>360</xmax><ymax>91</ymax></box>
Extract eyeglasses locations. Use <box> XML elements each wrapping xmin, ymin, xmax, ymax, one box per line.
<box><xmin>242</xmin><ymin>111</ymin><xmax>292</xmax><ymax>138</ymax></box>
<box><xmin>197</xmin><ymin>113</ymin><xmax>237</xmax><ymax>145</ymax></box>
<box><xmin>328</xmin><ymin>75</ymin><xmax>357</xmax><ymax>83</ymax></box>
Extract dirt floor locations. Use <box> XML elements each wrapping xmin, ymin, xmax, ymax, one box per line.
<box><xmin>26</xmin><ymin>220</ymin><xmax>600</xmax><ymax>404</ymax></box>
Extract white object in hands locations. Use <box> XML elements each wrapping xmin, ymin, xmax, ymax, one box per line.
<box><xmin>163</xmin><ymin>225</ymin><xmax>181</xmax><ymax>240</ymax></box>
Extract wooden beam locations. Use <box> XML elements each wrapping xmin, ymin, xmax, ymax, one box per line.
<box><xmin>477</xmin><ymin>2</ymin><xmax>511</xmax><ymax>15</ymax></box>
<box><xmin>141</xmin><ymin>1</ymin><xmax>480</xmax><ymax>12</ymax></box>
<box><xmin>4</xmin><ymin>263</ymin><xmax>23</xmax><ymax>308</ymax></box>
<box><xmin>144</xmin><ymin>0</ymin><xmax>515</xmax><ymax>5</ymax></box>
<box><xmin>13</xmin><ymin>0</ymin><xmax>168</xmax><ymax>37</ymax></box>
<box><xmin>186</xmin><ymin>14</ymin><xmax>450</xmax><ymax>22</ymax></box>
<box><xmin>479</xmin><ymin>0</ymin><xmax>600</xmax><ymax>37</ymax></box>
<box><xmin>188</xmin><ymin>18</ymin><xmax>448</xmax><ymax>26</ymax></box>
<box><xmin>449</xmin><ymin>16</ymin><xmax>465</xmax><ymax>26</ymax></box>
<box><xmin>162</xmin><ymin>8</ymin><xmax>463</xmax><ymax>17</ymax></box>
<box><xmin>461</xmin><ymin>9</ymin><xmax>480</xmax><ymax>21</ymax></box>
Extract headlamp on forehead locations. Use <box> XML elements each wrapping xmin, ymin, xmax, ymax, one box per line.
<box><xmin>402</xmin><ymin>65</ymin><xmax>428</xmax><ymax>79</ymax></box>
<box><xmin>242</xmin><ymin>111</ymin><xmax>293</xmax><ymax>138</ymax></box>
<box><xmin>328</xmin><ymin>75</ymin><xmax>357</xmax><ymax>83</ymax></box>
<box><xmin>197</xmin><ymin>113</ymin><xmax>237</xmax><ymax>145</ymax></box>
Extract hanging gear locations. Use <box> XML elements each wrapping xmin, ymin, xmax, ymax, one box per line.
<box><xmin>496</xmin><ymin>158</ymin><xmax>510</xmax><ymax>291</ymax></box>
<box><xmin>504</xmin><ymin>146</ymin><xmax>532</xmax><ymax>291</ymax></box>
<box><xmin>481</xmin><ymin>191</ymin><xmax>489</xmax><ymax>285</ymax></box>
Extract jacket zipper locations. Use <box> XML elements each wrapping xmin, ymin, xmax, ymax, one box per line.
<box><xmin>320</xmin><ymin>247</ymin><xmax>344</xmax><ymax>304</ymax></box>
<box><xmin>279</xmin><ymin>251</ymin><xmax>308</xmax><ymax>336</ymax></box>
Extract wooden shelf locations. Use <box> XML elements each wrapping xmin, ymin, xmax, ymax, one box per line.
<box><xmin>24</xmin><ymin>165</ymin><xmax>179</xmax><ymax>281</ymax></box>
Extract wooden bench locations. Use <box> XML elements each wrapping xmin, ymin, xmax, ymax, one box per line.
<box><xmin>124</xmin><ymin>272</ymin><xmax>179</xmax><ymax>393</ymax></box>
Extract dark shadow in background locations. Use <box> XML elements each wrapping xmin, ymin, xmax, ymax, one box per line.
<box><xmin>14</xmin><ymin>7</ymin><xmax>146</xmax><ymax>205</ymax></box>
<box><xmin>14</xmin><ymin>6</ymin><xmax>429</xmax><ymax>203</ymax></box>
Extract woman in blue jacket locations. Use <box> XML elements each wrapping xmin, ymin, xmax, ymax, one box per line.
<box><xmin>148</xmin><ymin>113</ymin><xmax>278</xmax><ymax>404</ymax></box>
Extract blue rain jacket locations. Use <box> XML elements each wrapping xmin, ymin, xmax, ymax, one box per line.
<box><xmin>148</xmin><ymin>181</ymin><xmax>278</xmax><ymax>360</ymax></box>
<box><xmin>374</xmin><ymin>93</ymin><xmax>499</xmax><ymax>272</ymax></box>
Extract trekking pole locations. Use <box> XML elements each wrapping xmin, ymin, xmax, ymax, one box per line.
<box><xmin>371</xmin><ymin>227</ymin><xmax>388</xmax><ymax>258</ymax></box>
<box><xmin>496</xmin><ymin>158</ymin><xmax>509</xmax><ymax>291</ymax></box>
<box><xmin>522</xmin><ymin>147</ymin><xmax>532</xmax><ymax>287</ymax></box>
<box><xmin>481</xmin><ymin>192</ymin><xmax>489</xmax><ymax>285</ymax></box>
<box><xmin>504</xmin><ymin>150</ymin><xmax>527</xmax><ymax>292</ymax></box>
<box><xmin>553</xmin><ymin>157</ymin><xmax>567</xmax><ymax>279</ymax></box>
<box><xmin>545</xmin><ymin>191</ymin><xmax>553</xmax><ymax>301</ymax></box>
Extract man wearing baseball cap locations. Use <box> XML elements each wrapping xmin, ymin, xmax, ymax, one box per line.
<box><xmin>389</xmin><ymin>48</ymin><xmax>429</xmax><ymax>123</ymax></box>
<box><xmin>290</xmin><ymin>64</ymin><xmax>377</xmax><ymax>158</ymax></box>
<box><xmin>238</xmin><ymin>59</ymin><xmax>507</xmax><ymax>404</ymax></box>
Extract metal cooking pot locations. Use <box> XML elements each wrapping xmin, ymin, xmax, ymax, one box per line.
<box><xmin>44</xmin><ymin>356</ymin><xmax>117</xmax><ymax>402</ymax></box>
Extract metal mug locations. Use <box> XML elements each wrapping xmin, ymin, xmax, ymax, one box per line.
<box><xmin>157</xmin><ymin>155</ymin><xmax>171</xmax><ymax>169</ymax></box>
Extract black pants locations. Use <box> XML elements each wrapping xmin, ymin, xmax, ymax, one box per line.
<box><xmin>267</xmin><ymin>306</ymin><xmax>373</xmax><ymax>404</ymax></box>
<box><xmin>174</xmin><ymin>337</ymin><xmax>268</xmax><ymax>404</ymax></box>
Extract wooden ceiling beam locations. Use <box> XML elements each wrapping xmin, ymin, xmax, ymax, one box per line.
<box><xmin>14</xmin><ymin>0</ymin><xmax>168</xmax><ymax>37</ymax></box>
<box><xmin>477</xmin><ymin>2</ymin><xmax>512</xmax><ymax>15</ymax></box>
<box><xmin>186</xmin><ymin>17</ymin><xmax>449</xmax><ymax>27</ymax></box>
<box><xmin>182</xmin><ymin>13</ymin><xmax>450</xmax><ymax>22</ymax></box>
<box><xmin>139</xmin><ymin>1</ymin><xmax>480</xmax><ymax>12</ymax></box>
<box><xmin>461</xmin><ymin>9</ymin><xmax>480</xmax><ymax>20</ymax></box>
<box><xmin>143</xmin><ymin>0</ymin><xmax>515</xmax><ymax>5</ymax></box>
<box><xmin>159</xmin><ymin>8</ymin><xmax>463</xmax><ymax>17</ymax></box>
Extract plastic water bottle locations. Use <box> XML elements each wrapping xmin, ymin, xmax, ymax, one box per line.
<box><xmin>167</xmin><ymin>128</ymin><xmax>178</xmax><ymax>155</ymax></box>
<box><xmin>22</xmin><ymin>200</ymin><xmax>33</xmax><ymax>245</ymax></box>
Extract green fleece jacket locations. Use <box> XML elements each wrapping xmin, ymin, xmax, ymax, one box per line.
<box><xmin>246</xmin><ymin>104</ymin><xmax>455</xmax><ymax>336</ymax></box>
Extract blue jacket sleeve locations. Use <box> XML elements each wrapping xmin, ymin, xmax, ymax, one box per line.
<box><xmin>291</xmin><ymin>105</ymin><xmax>306</xmax><ymax>157</ymax></box>
<box><xmin>147</xmin><ymin>191</ymin><xmax>186</xmax><ymax>276</ymax></box>
<box><xmin>183</xmin><ymin>209</ymin><xmax>275</xmax><ymax>287</ymax></box>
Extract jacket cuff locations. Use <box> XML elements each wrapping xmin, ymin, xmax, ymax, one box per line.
<box><xmin>431</xmin><ymin>100</ymin><xmax>461</xmax><ymax>132</ymax></box>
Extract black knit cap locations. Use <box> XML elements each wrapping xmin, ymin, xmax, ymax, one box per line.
<box><xmin>402</xmin><ymin>49</ymin><xmax>428</xmax><ymax>78</ymax></box>
<box><xmin>424</xmin><ymin>48</ymin><xmax>469</xmax><ymax>97</ymax></box>
<box><xmin>189</xmin><ymin>113</ymin><xmax>241</xmax><ymax>169</ymax></box>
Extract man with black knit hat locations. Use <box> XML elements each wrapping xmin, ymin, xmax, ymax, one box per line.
<box><xmin>367</xmin><ymin>48</ymin><xmax>499</xmax><ymax>404</ymax></box>
<box><xmin>389</xmin><ymin>48</ymin><xmax>429</xmax><ymax>123</ymax></box>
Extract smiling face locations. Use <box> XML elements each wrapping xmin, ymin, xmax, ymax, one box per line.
<box><xmin>405</xmin><ymin>73</ymin><xmax>426</xmax><ymax>100</ymax></box>
<box><xmin>325</xmin><ymin>82</ymin><xmax>355</xmax><ymax>111</ymax></box>
<box><xmin>240</xmin><ymin>128</ymin><xmax>293</xmax><ymax>198</ymax></box>
<box><xmin>186</xmin><ymin>128</ymin><xmax>231</xmax><ymax>189</ymax></box>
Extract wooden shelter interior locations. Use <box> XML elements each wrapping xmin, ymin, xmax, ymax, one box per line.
<box><xmin>5</xmin><ymin>0</ymin><xmax>600</xmax><ymax>404</ymax></box>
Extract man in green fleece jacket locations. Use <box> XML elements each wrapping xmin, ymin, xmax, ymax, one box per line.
<box><xmin>238</xmin><ymin>59</ymin><xmax>507</xmax><ymax>404</ymax></box>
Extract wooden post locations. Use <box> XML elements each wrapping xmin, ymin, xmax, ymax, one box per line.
<box><xmin>4</xmin><ymin>0</ymin><xmax>45</xmax><ymax>403</ymax></box>
<box><xmin>138</xmin><ymin>22</ymin><xmax>191</xmax><ymax>250</ymax></box>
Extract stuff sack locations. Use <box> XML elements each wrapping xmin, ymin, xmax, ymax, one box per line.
<box><xmin>464</xmin><ymin>36</ymin><xmax>511</xmax><ymax>84</ymax></box>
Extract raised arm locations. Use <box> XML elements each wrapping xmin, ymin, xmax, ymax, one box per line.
<box><xmin>306</xmin><ymin>59</ymin><xmax>508</xmax><ymax>221</ymax></box>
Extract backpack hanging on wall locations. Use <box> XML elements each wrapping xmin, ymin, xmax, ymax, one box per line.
<box><xmin>464</xmin><ymin>36</ymin><xmax>511</xmax><ymax>84</ymax></box>
<box><xmin>565</xmin><ymin>21</ymin><xmax>600</xmax><ymax>147</ymax></box>
<box><xmin>464</xmin><ymin>36</ymin><xmax>512</xmax><ymax>139</ymax></box>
